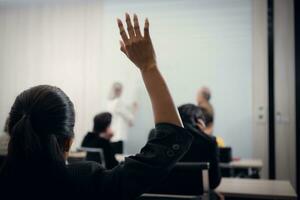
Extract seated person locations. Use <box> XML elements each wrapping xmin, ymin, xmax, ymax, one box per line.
<box><xmin>178</xmin><ymin>103</ymin><xmax>221</xmax><ymax>189</ymax></box>
<box><xmin>197</xmin><ymin>87</ymin><xmax>225</xmax><ymax>148</ymax></box>
<box><xmin>0</xmin><ymin>14</ymin><xmax>193</xmax><ymax>200</ymax></box>
<box><xmin>201</xmin><ymin>105</ymin><xmax>225</xmax><ymax>147</ymax></box>
<box><xmin>196</xmin><ymin>87</ymin><xmax>214</xmax><ymax>135</ymax></box>
<box><xmin>0</xmin><ymin>118</ymin><xmax>9</xmax><ymax>156</ymax></box>
<box><xmin>82</xmin><ymin>112</ymin><xmax>118</xmax><ymax>169</ymax></box>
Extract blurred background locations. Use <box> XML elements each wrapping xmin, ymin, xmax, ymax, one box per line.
<box><xmin>0</xmin><ymin>0</ymin><xmax>298</xmax><ymax>194</ymax></box>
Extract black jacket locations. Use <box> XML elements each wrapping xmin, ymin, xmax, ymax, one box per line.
<box><xmin>180</xmin><ymin>123</ymin><xmax>221</xmax><ymax>189</ymax></box>
<box><xmin>0</xmin><ymin>123</ymin><xmax>193</xmax><ymax>200</ymax></box>
<box><xmin>81</xmin><ymin>132</ymin><xmax>118</xmax><ymax>169</ymax></box>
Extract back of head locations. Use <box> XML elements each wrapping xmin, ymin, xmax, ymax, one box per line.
<box><xmin>196</xmin><ymin>87</ymin><xmax>211</xmax><ymax>105</ymax></box>
<box><xmin>0</xmin><ymin>85</ymin><xmax>75</xmax><ymax>189</ymax></box>
<box><xmin>93</xmin><ymin>112</ymin><xmax>112</xmax><ymax>134</ymax></box>
<box><xmin>178</xmin><ymin>104</ymin><xmax>206</xmax><ymax>128</ymax></box>
<box><xmin>201</xmin><ymin>87</ymin><xmax>211</xmax><ymax>101</ymax></box>
<box><xmin>109</xmin><ymin>82</ymin><xmax>123</xmax><ymax>100</ymax></box>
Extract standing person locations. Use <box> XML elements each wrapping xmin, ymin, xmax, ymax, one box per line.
<box><xmin>81</xmin><ymin>112</ymin><xmax>118</xmax><ymax>169</ymax></box>
<box><xmin>196</xmin><ymin>87</ymin><xmax>225</xmax><ymax>147</ymax></box>
<box><xmin>0</xmin><ymin>14</ymin><xmax>193</xmax><ymax>200</ymax></box>
<box><xmin>196</xmin><ymin>86</ymin><xmax>214</xmax><ymax>135</ymax></box>
<box><xmin>107</xmin><ymin>82</ymin><xmax>138</xmax><ymax>153</ymax></box>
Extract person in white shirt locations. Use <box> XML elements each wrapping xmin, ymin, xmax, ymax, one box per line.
<box><xmin>107</xmin><ymin>82</ymin><xmax>138</xmax><ymax>147</ymax></box>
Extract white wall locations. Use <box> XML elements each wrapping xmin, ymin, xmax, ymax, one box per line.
<box><xmin>102</xmin><ymin>0</ymin><xmax>253</xmax><ymax>158</ymax></box>
<box><xmin>0</xmin><ymin>0</ymin><xmax>105</xmax><ymax>149</ymax></box>
<box><xmin>0</xmin><ymin>0</ymin><xmax>254</xmax><ymax>158</ymax></box>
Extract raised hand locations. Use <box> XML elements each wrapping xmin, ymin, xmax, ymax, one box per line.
<box><xmin>117</xmin><ymin>13</ymin><xmax>183</xmax><ymax>127</ymax></box>
<box><xmin>117</xmin><ymin>13</ymin><xmax>156</xmax><ymax>72</ymax></box>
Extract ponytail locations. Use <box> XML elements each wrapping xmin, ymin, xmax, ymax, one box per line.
<box><xmin>8</xmin><ymin>114</ymin><xmax>42</xmax><ymax>161</ymax></box>
<box><xmin>1</xmin><ymin>114</ymin><xmax>69</xmax><ymax>194</ymax></box>
<box><xmin>5</xmin><ymin>114</ymin><xmax>66</xmax><ymax>174</ymax></box>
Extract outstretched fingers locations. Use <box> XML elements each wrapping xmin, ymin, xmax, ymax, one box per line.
<box><xmin>117</xmin><ymin>18</ymin><xmax>129</xmax><ymax>45</ymax></box>
<box><xmin>125</xmin><ymin>13</ymin><xmax>135</xmax><ymax>39</ymax></box>
<box><xmin>118</xmin><ymin>14</ymin><xmax>150</xmax><ymax>42</ymax></box>
<box><xmin>133</xmin><ymin>14</ymin><xmax>142</xmax><ymax>39</ymax></box>
<box><xmin>144</xmin><ymin>18</ymin><xmax>150</xmax><ymax>39</ymax></box>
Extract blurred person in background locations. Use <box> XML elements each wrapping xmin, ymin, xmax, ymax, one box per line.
<box><xmin>196</xmin><ymin>87</ymin><xmax>225</xmax><ymax>147</ymax></box>
<box><xmin>82</xmin><ymin>112</ymin><xmax>118</xmax><ymax>169</ymax></box>
<box><xmin>196</xmin><ymin>86</ymin><xmax>214</xmax><ymax>135</ymax></box>
<box><xmin>0</xmin><ymin>118</ymin><xmax>9</xmax><ymax>156</ymax></box>
<box><xmin>107</xmin><ymin>82</ymin><xmax>138</xmax><ymax>153</ymax></box>
<box><xmin>178</xmin><ymin>103</ymin><xmax>221</xmax><ymax>189</ymax></box>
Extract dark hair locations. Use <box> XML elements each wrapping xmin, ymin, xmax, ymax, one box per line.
<box><xmin>3</xmin><ymin>118</ymin><xmax>9</xmax><ymax>133</ymax></box>
<box><xmin>93</xmin><ymin>112</ymin><xmax>112</xmax><ymax>134</ymax></box>
<box><xmin>178</xmin><ymin>104</ymin><xmax>206</xmax><ymax>127</ymax></box>
<box><xmin>202</xmin><ymin>90</ymin><xmax>211</xmax><ymax>101</ymax></box>
<box><xmin>0</xmin><ymin>85</ymin><xmax>75</xmax><ymax>181</ymax></box>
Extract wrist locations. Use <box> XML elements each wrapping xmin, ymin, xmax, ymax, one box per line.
<box><xmin>140</xmin><ymin>64</ymin><xmax>158</xmax><ymax>74</ymax></box>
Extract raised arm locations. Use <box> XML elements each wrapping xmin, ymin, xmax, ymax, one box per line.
<box><xmin>117</xmin><ymin>13</ymin><xmax>183</xmax><ymax>127</ymax></box>
<box><xmin>85</xmin><ymin>14</ymin><xmax>193</xmax><ymax>200</ymax></box>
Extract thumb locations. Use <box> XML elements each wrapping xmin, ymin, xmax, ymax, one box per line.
<box><xmin>120</xmin><ymin>40</ymin><xmax>127</xmax><ymax>55</ymax></box>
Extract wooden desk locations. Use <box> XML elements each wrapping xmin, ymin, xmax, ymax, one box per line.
<box><xmin>69</xmin><ymin>152</ymin><xmax>126</xmax><ymax>162</ymax></box>
<box><xmin>115</xmin><ymin>154</ymin><xmax>132</xmax><ymax>162</ymax></box>
<box><xmin>220</xmin><ymin>159</ymin><xmax>263</xmax><ymax>169</ymax></box>
<box><xmin>69</xmin><ymin>151</ymin><xmax>86</xmax><ymax>158</ymax></box>
<box><xmin>216</xmin><ymin>178</ymin><xmax>297</xmax><ymax>200</ymax></box>
<box><xmin>220</xmin><ymin>159</ymin><xmax>263</xmax><ymax>177</ymax></box>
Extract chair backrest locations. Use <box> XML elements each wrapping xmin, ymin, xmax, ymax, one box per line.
<box><xmin>77</xmin><ymin>147</ymin><xmax>106</xmax><ymax>168</ymax></box>
<box><xmin>111</xmin><ymin>141</ymin><xmax>123</xmax><ymax>154</ymax></box>
<box><xmin>219</xmin><ymin>147</ymin><xmax>232</xmax><ymax>163</ymax></box>
<box><xmin>146</xmin><ymin>162</ymin><xmax>210</xmax><ymax>198</ymax></box>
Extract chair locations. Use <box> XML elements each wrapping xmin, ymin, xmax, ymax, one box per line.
<box><xmin>219</xmin><ymin>147</ymin><xmax>232</xmax><ymax>163</ymax></box>
<box><xmin>77</xmin><ymin>147</ymin><xmax>106</xmax><ymax>168</ymax></box>
<box><xmin>111</xmin><ymin>141</ymin><xmax>123</xmax><ymax>154</ymax></box>
<box><xmin>139</xmin><ymin>162</ymin><xmax>210</xmax><ymax>200</ymax></box>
